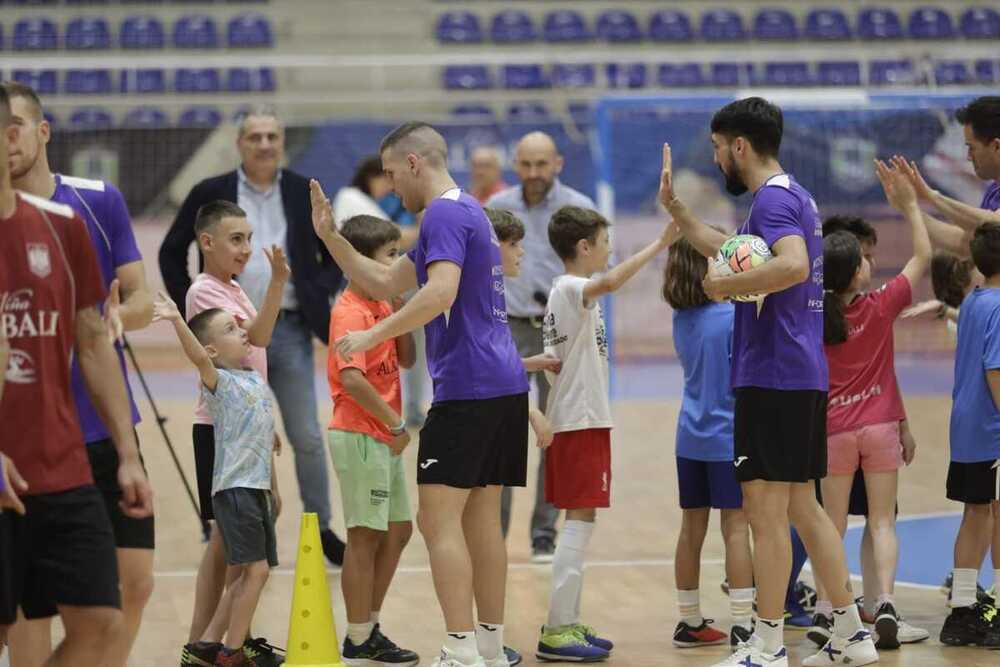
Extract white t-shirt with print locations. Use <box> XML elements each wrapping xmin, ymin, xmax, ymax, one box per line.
<box><xmin>542</xmin><ymin>274</ymin><xmax>612</xmax><ymax>433</ymax></box>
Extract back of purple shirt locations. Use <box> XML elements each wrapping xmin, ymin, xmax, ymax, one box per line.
<box><xmin>981</xmin><ymin>181</ymin><xmax>1000</xmax><ymax>212</ymax></box>
<box><xmin>407</xmin><ymin>189</ymin><xmax>528</xmax><ymax>402</ymax></box>
<box><xmin>53</xmin><ymin>175</ymin><xmax>142</xmax><ymax>442</ymax></box>
<box><xmin>731</xmin><ymin>174</ymin><xmax>828</xmax><ymax>392</ymax></box>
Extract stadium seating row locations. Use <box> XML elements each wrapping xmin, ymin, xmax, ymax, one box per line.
<box><xmin>6</xmin><ymin>67</ymin><xmax>276</xmax><ymax>93</ymax></box>
<box><xmin>0</xmin><ymin>12</ymin><xmax>271</xmax><ymax>49</ymax></box>
<box><xmin>438</xmin><ymin>7</ymin><xmax>1000</xmax><ymax>44</ymax></box>
<box><xmin>3</xmin><ymin>1</ymin><xmax>266</xmax><ymax>5</ymax></box>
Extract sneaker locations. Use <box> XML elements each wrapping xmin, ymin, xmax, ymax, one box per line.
<box><xmin>897</xmin><ymin>618</ymin><xmax>930</xmax><ymax>644</ymax></box>
<box><xmin>711</xmin><ymin>642</ymin><xmax>788</xmax><ymax>666</ymax></box>
<box><xmin>873</xmin><ymin>601</ymin><xmax>899</xmax><ymax>650</ymax></box>
<box><xmin>854</xmin><ymin>596</ymin><xmax>875</xmax><ymax>624</ymax></box>
<box><xmin>504</xmin><ymin>646</ymin><xmax>522</xmax><ymax>666</ymax></box>
<box><xmin>783</xmin><ymin>601</ymin><xmax>811</xmax><ymax>630</ymax></box>
<box><xmin>568</xmin><ymin>623</ymin><xmax>613</xmax><ymax>652</ymax></box>
<box><xmin>806</xmin><ymin>614</ymin><xmax>833</xmax><ymax>648</ymax></box>
<box><xmin>536</xmin><ymin>625</ymin><xmax>609</xmax><ymax>662</ymax></box>
<box><xmin>729</xmin><ymin>624</ymin><xmax>752</xmax><ymax>651</ymax></box>
<box><xmin>531</xmin><ymin>537</ymin><xmax>556</xmax><ymax>564</ymax></box>
<box><xmin>801</xmin><ymin>630</ymin><xmax>878</xmax><ymax>666</ymax></box>
<box><xmin>243</xmin><ymin>637</ymin><xmax>284</xmax><ymax>667</ymax></box>
<box><xmin>672</xmin><ymin>619</ymin><xmax>727</xmax><ymax>648</ymax></box>
<box><xmin>181</xmin><ymin>641</ymin><xmax>223</xmax><ymax>667</ymax></box>
<box><xmin>429</xmin><ymin>648</ymin><xmax>486</xmax><ymax>667</ymax></box>
<box><xmin>215</xmin><ymin>647</ymin><xmax>251</xmax><ymax>666</ymax></box>
<box><xmin>321</xmin><ymin>529</ymin><xmax>346</xmax><ymax>566</ymax></box>
<box><xmin>795</xmin><ymin>581</ymin><xmax>818</xmax><ymax>613</ymax></box>
<box><xmin>939</xmin><ymin>602</ymin><xmax>1000</xmax><ymax>648</ymax></box>
<box><xmin>342</xmin><ymin>625</ymin><xmax>419</xmax><ymax>666</ymax></box>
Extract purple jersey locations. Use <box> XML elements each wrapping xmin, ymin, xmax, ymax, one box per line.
<box><xmin>407</xmin><ymin>189</ymin><xmax>528</xmax><ymax>402</ymax></box>
<box><xmin>732</xmin><ymin>174</ymin><xmax>828</xmax><ymax>392</ymax></box>
<box><xmin>53</xmin><ymin>175</ymin><xmax>142</xmax><ymax>443</ymax></box>
<box><xmin>981</xmin><ymin>181</ymin><xmax>1000</xmax><ymax>212</ymax></box>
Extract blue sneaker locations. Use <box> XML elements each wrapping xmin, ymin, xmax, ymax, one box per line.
<box><xmin>784</xmin><ymin>601</ymin><xmax>812</xmax><ymax>630</ymax></box>
<box><xmin>537</xmin><ymin>625</ymin><xmax>609</xmax><ymax>662</ymax></box>
<box><xmin>504</xmin><ymin>646</ymin><xmax>522</xmax><ymax>666</ymax></box>
<box><xmin>568</xmin><ymin>623</ymin><xmax>613</xmax><ymax>652</ymax></box>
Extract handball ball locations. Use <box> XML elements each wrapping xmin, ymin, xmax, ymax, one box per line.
<box><xmin>713</xmin><ymin>234</ymin><xmax>772</xmax><ymax>302</ymax></box>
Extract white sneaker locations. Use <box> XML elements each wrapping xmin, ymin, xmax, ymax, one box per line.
<box><xmin>712</xmin><ymin>643</ymin><xmax>788</xmax><ymax>666</ymax></box>
<box><xmin>430</xmin><ymin>648</ymin><xmax>487</xmax><ymax>667</ymax></box>
<box><xmin>897</xmin><ymin>619</ymin><xmax>930</xmax><ymax>644</ymax></box>
<box><xmin>802</xmin><ymin>630</ymin><xmax>878</xmax><ymax>666</ymax></box>
<box><xmin>482</xmin><ymin>657</ymin><xmax>509</xmax><ymax>667</ymax></box>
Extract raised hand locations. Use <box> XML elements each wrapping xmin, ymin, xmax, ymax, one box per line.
<box><xmin>658</xmin><ymin>143</ymin><xmax>675</xmax><ymax>208</ymax></box>
<box><xmin>264</xmin><ymin>245</ymin><xmax>291</xmax><ymax>284</ymax></box>
<box><xmin>891</xmin><ymin>156</ymin><xmax>935</xmax><ymax>203</ymax></box>
<box><xmin>875</xmin><ymin>159</ymin><xmax>917</xmax><ymax>211</ymax></box>
<box><xmin>309</xmin><ymin>179</ymin><xmax>336</xmax><ymax>240</ymax></box>
<box><xmin>152</xmin><ymin>291</ymin><xmax>182</xmax><ymax>323</ymax></box>
<box><xmin>104</xmin><ymin>278</ymin><xmax>124</xmax><ymax>345</ymax></box>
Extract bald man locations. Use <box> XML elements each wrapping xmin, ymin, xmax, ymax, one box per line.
<box><xmin>486</xmin><ymin>132</ymin><xmax>596</xmax><ymax>561</ymax></box>
<box><xmin>470</xmin><ymin>146</ymin><xmax>507</xmax><ymax>204</ymax></box>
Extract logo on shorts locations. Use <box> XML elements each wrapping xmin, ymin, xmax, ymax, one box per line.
<box><xmin>26</xmin><ymin>244</ymin><xmax>51</xmax><ymax>278</ymax></box>
<box><xmin>369</xmin><ymin>489</ymin><xmax>388</xmax><ymax>506</ymax></box>
<box><xmin>420</xmin><ymin>458</ymin><xmax>439</xmax><ymax>469</ymax></box>
<box><xmin>734</xmin><ymin>456</ymin><xmax>749</xmax><ymax>468</ymax></box>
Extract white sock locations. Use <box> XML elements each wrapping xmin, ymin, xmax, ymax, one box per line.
<box><xmin>677</xmin><ymin>589</ymin><xmax>702</xmax><ymax>626</ymax></box>
<box><xmin>994</xmin><ymin>569</ymin><xmax>1000</xmax><ymax>590</ymax></box>
<box><xmin>729</xmin><ymin>587</ymin><xmax>754</xmax><ymax>629</ymax></box>
<box><xmin>875</xmin><ymin>593</ymin><xmax>894</xmax><ymax>610</ymax></box>
<box><xmin>347</xmin><ymin>621</ymin><xmax>374</xmax><ymax>646</ymax></box>
<box><xmin>951</xmin><ymin>568</ymin><xmax>979</xmax><ymax>608</ymax></box>
<box><xmin>815</xmin><ymin>600</ymin><xmax>833</xmax><ymax>619</ymax></box>
<box><xmin>443</xmin><ymin>630</ymin><xmax>479</xmax><ymax>664</ymax></box>
<box><xmin>832</xmin><ymin>604</ymin><xmax>864</xmax><ymax>638</ymax></box>
<box><xmin>755</xmin><ymin>617</ymin><xmax>783</xmax><ymax>654</ymax></box>
<box><xmin>547</xmin><ymin>520</ymin><xmax>594</xmax><ymax>628</ymax></box>
<box><xmin>370</xmin><ymin>610</ymin><xmax>381</xmax><ymax>625</ymax></box>
<box><xmin>476</xmin><ymin>623</ymin><xmax>504</xmax><ymax>661</ymax></box>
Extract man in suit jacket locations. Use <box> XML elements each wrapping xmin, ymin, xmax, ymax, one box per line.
<box><xmin>158</xmin><ymin>110</ymin><xmax>346</xmax><ymax>568</ymax></box>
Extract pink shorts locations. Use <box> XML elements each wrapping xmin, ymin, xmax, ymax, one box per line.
<box><xmin>827</xmin><ymin>421</ymin><xmax>903</xmax><ymax>475</ymax></box>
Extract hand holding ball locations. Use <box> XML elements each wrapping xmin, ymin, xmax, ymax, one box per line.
<box><xmin>713</xmin><ymin>234</ymin><xmax>773</xmax><ymax>302</ymax></box>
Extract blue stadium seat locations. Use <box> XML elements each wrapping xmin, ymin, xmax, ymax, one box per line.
<box><xmin>175</xmin><ymin>68</ymin><xmax>221</xmax><ymax>93</ymax></box>
<box><xmin>805</xmin><ymin>9</ymin><xmax>852</xmax><ymax>40</ymax></box>
<box><xmin>507</xmin><ymin>102</ymin><xmax>550</xmax><ymax>120</ymax></box>
<box><xmin>710</xmin><ymin>63</ymin><xmax>753</xmax><ymax>86</ymax></box>
<box><xmin>179</xmin><ymin>106</ymin><xmax>223</xmax><ymax>127</ymax></box>
<box><xmin>442</xmin><ymin>65</ymin><xmax>491</xmax><ymax>90</ymax></box>
<box><xmin>960</xmin><ymin>8</ymin><xmax>1000</xmax><ymax>39</ymax></box>
<box><xmin>753</xmin><ymin>9</ymin><xmax>798</xmax><ymax>40</ymax></box>
<box><xmin>908</xmin><ymin>7</ymin><xmax>955</xmax><ymax>39</ymax></box>
<box><xmin>817</xmin><ymin>61</ymin><xmax>862</xmax><ymax>86</ymax></box>
<box><xmin>121</xmin><ymin>15</ymin><xmax>165</xmax><ymax>48</ymax></box>
<box><xmin>568</xmin><ymin>101</ymin><xmax>591</xmax><ymax>119</ymax></box>
<box><xmin>12</xmin><ymin>70</ymin><xmax>58</xmax><ymax>95</ymax></box>
<box><xmin>65</xmin><ymin>17</ymin><xmax>111</xmax><ymax>49</ymax></box>
<box><xmin>226</xmin><ymin>67</ymin><xmax>275</xmax><ymax>92</ymax></box>
<box><xmin>490</xmin><ymin>10</ymin><xmax>536</xmax><ymax>43</ymax></box>
<box><xmin>120</xmin><ymin>69</ymin><xmax>167</xmax><ymax>94</ymax></box>
<box><xmin>10</xmin><ymin>1</ymin><xmax>58</xmax><ymax>5</ymax></box>
<box><xmin>227</xmin><ymin>12</ymin><xmax>272</xmax><ymax>47</ymax></box>
<box><xmin>858</xmin><ymin>8</ymin><xmax>903</xmax><ymax>40</ymax></box>
<box><xmin>450</xmin><ymin>104</ymin><xmax>494</xmax><ymax>119</ymax></box>
<box><xmin>658</xmin><ymin>63</ymin><xmax>704</xmax><ymax>87</ymax></box>
<box><xmin>502</xmin><ymin>64</ymin><xmax>549</xmax><ymax>89</ymax></box>
<box><xmin>974</xmin><ymin>60</ymin><xmax>997</xmax><ymax>84</ymax></box>
<box><xmin>764</xmin><ymin>62</ymin><xmax>812</xmax><ymax>86</ymax></box>
<box><xmin>174</xmin><ymin>15</ymin><xmax>218</xmax><ymax>48</ymax></box>
<box><xmin>605</xmin><ymin>63</ymin><xmax>647</xmax><ymax>89</ymax></box>
<box><xmin>65</xmin><ymin>69</ymin><xmax>113</xmax><ymax>94</ymax></box>
<box><xmin>123</xmin><ymin>106</ymin><xmax>168</xmax><ymax>128</ymax></box>
<box><xmin>870</xmin><ymin>60</ymin><xmax>917</xmax><ymax>85</ymax></box>
<box><xmin>552</xmin><ymin>63</ymin><xmax>595</xmax><ymax>88</ymax></box>
<box><xmin>596</xmin><ymin>10</ymin><xmax>642</xmax><ymax>43</ymax></box>
<box><xmin>543</xmin><ymin>10</ymin><xmax>590</xmax><ymax>42</ymax></box>
<box><xmin>700</xmin><ymin>10</ymin><xmax>746</xmax><ymax>41</ymax></box>
<box><xmin>69</xmin><ymin>107</ymin><xmax>113</xmax><ymax>130</ymax></box>
<box><xmin>436</xmin><ymin>11</ymin><xmax>482</xmax><ymax>44</ymax></box>
<box><xmin>934</xmin><ymin>61</ymin><xmax>970</xmax><ymax>85</ymax></box>
<box><xmin>649</xmin><ymin>10</ymin><xmax>693</xmax><ymax>42</ymax></box>
<box><xmin>13</xmin><ymin>18</ymin><xmax>58</xmax><ymax>50</ymax></box>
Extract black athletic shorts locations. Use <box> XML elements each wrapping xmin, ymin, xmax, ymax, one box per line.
<box><xmin>733</xmin><ymin>388</ymin><xmax>827</xmax><ymax>483</ymax></box>
<box><xmin>846</xmin><ymin>469</ymin><xmax>900</xmax><ymax>517</ymax></box>
<box><xmin>417</xmin><ymin>393</ymin><xmax>528</xmax><ymax>488</ymax></box>
<box><xmin>0</xmin><ymin>485</ymin><xmax>121</xmax><ymax>621</ymax></box>
<box><xmin>213</xmin><ymin>488</ymin><xmax>278</xmax><ymax>567</ymax></box>
<box><xmin>87</xmin><ymin>436</ymin><xmax>155</xmax><ymax>549</ymax></box>
<box><xmin>193</xmin><ymin>424</ymin><xmax>216</xmax><ymax>521</ymax></box>
<box><xmin>946</xmin><ymin>460</ymin><xmax>1000</xmax><ymax>505</ymax></box>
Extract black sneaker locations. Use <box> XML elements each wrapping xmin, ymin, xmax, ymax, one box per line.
<box><xmin>320</xmin><ymin>529</ymin><xmax>346</xmax><ymax>566</ymax></box>
<box><xmin>795</xmin><ymin>581</ymin><xmax>818</xmax><ymax>613</ymax></box>
<box><xmin>243</xmin><ymin>637</ymin><xmax>285</xmax><ymax>666</ymax></box>
<box><xmin>874</xmin><ymin>601</ymin><xmax>900</xmax><ymax>650</ymax></box>
<box><xmin>806</xmin><ymin>613</ymin><xmax>833</xmax><ymax>648</ymax></box>
<box><xmin>531</xmin><ymin>536</ymin><xmax>556</xmax><ymax>564</ymax></box>
<box><xmin>940</xmin><ymin>602</ymin><xmax>1000</xmax><ymax>648</ymax></box>
<box><xmin>730</xmin><ymin>624</ymin><xmax>752</xmax><ymax>651</ymax></box>
<box><xmin>342</xmin><ymin>625</ymin><xmax>419</xmax><ymax>666</ymax></box>
<box><xmin>180</xmin><ymin>641</ymin><xmax>222</xmax><ymax>667</ymax></box>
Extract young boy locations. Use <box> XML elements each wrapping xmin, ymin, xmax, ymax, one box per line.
<box><xmin>181</xmin><ymin>200</ymin><xmax>288</xmax><ymax>666</ymax></box>
<box><xmin>326</xmin><ymin>214</ymin><xmax>420</xmax><ymax>666</ymax></box>
<box><xmin>154</xmin><ymin>297</ymin><xmax>280</xmax><ymax>667</ymax></box>
<box><xmin>941</xmin><ymin>221</ymin><xmax>1000</xmax><ymax>649</ymax></box>
<box><xmin>536</xmin><ymin>205</ymin><xmax>671</xmax><ymax>661</ymax></box>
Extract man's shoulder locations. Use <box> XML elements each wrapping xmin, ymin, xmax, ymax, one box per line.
<box><xmin>193</xmin><ymin>171</ymin><xmax>238</xmax><ymax>194</ymax></box>
<box><xmin>485</xmin><ymin>186</ymin><xmax>522</xmax><ymax>208</ymax></box>
<box><xmin>557</xmin><ymin>183</ymin><xmax>596</xmax><ymax>208</ymax></box>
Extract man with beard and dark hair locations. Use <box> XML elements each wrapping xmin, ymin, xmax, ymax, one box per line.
<box><xmin>663</xmin><ymin>97</ymin><xmax>879</xmax><ymax>667</ymax></box>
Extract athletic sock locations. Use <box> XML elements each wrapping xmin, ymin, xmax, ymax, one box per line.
<box><xmin>547</xmin><ymin>520</ymin><xmax>594</xmax><ymax>628</ymax></box>
<box><xmin>730</xmin><ymin>587</ymin><xmax>754</xmax><ymax>629</ymax></box>
<box><xmin>875</xmin><ymin>594</ymin><xmax>895</xmax><ymax>610</ymax></box>
<box><xmin>476</xmin><ymin>623</ymin><xmax>504</xmax><ymax>661</ymax></box>
<box><xmin>370</xmin><ymin>610</ymin><xmax>381</xmax><ymax>625</ymax></box>
<box><xmin>755</xmin><ymin>617</ymin><xmax>784</xmax><ymax>654</ymax></box>
<box><xmin>786</xmin><ymin>529</ymin><xmax>808</xmax><ymax>607</ymax></box>
<box><xmin>815</xmin><ymin>600</ymin><xmax>833</xmax><ymax>619</ymax></box>
<box><xmin>678</xmin><ymin>589</ymin><xmax>703</xmax><ymax>627</ymax></box>
<box><xmin>951</xmin><ymin>568</ymin><xmax>979</xmax><ymax>608</ymax></box>
<box><xmin>832</xmin><ymin>604</ymin><xmax>864</xmax><ymax>638</ymax></box>
<box><xmin>347</xmin><ymin>621</ymin><xmax>374</xmax><ymax>646</ymax></box>
<box><xmin>443</xmin><ymin>630</ymin><xmax>479</xmax><ymax>665</ymax></box>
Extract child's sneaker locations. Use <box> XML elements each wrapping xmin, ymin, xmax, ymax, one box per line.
<box><xmin>873</xmin><ymin>601</ymin><xmax>899</xmax><ymax>650</ymax></box>
<box><xmin>214</xmin><ymin>646</ymin><xmax>251</xmax><ymax>666</ymax></box>
<box><xmin>503</xmin><ymin>646</ymin><xmax>522</xmax><ymax>666</ymax></box>
<box><xmin>243</xmin><ymin>637</ymin><xmax>285</xmax><ymax>667</ymax></box>
<box><xmin>729</xmin><ymin>624</ymin><xmax>752</xmax><ymax>651</ymax></box>
<box><xmin>897</xmin><ymin>618</ymin><xmax>930</xmax><ymax>644</ymax></box>
<box><xmin>783</xmin><ymin>601</ymin><xmax>811</xmax><ymax>630</ymax></box>
<box><xmin>854</xmin><ymin>596</ymin><xmax>875</xmax><ymax>624</ymax></box>
<box><xmin>801</xmin><ymin>630</ymin><xmax>878</xmax><ymax>666</ymax></box>
<box><xmin>673</xmin><ymin>619</ymin><xmax>727</xmax><ymax>648</ymax></box>
<box><xmin>711</xmin><ymin>641</ymin><xmax>788</xmax><ymax>666</ymax></box>
<box><xmin>568</xmin><ymin>623</ymin><xmax>613</xmax><ymax>652</ymax></box>
<box><xmin>940</xmin><ymin>602</ymin><xmax>1000</xmax><ymax>648</ymax></box>
<box><xmin>429</xmin><ymin>647</ymin><xmax>487</xmax><ymax>667</ymax></box>
<box><xmin>181</xmin><ymin>641</ymin><xmax>223</xmax><ymax>667</ymax></box>
<box><xmin>795</xmin><ymin>581</ymin><xmax>818</xmax><ymax>613</ymax></box>
<box><xmin>806</xmin><ymin>613</ymin><xmax>833</xmax><ymax>648</ymax></box>
<box><xmin>342</xmin><ymin>625</ymin><xmax>419</xmax><ymax>666</ymax></box>
<box><xmin>536</xmin><ymin>625</ymin><xmax>609</xmax><ymax>662</ymax></box>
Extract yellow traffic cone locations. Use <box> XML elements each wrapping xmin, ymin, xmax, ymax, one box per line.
<box><xmin>284</xmin><ymin>513</ymin><xmax>345</xmax><ymax>667</ymax></box>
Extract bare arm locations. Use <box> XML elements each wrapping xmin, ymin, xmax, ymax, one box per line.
<box><xmin>244</xmin><ymin>246</ymin><xmax>290</xmax><ymax>347</ymax></box>
<box><xmin>704</xmin><ymin>235</ymin><xmax>810</xmax><ymax>300</ymax></box>
<box><xmin>583</xmin><ymin>234</ymin><xmax>669</xmax><ymax>302</ymax></box>
<box><xmin>658</xmin><ymin>143</ymin><xmax>728</xmax><ymax>258</ymax></box>
<box><xmin>153</xmin><ymin>294</ymin><xmax>219</xmax><ymax>391</ymax></box>
<box><xmin>389</xmin><ymin>297</ymin><xmax>417</xmax><ymax>369</ymax></box>
<box><xmin>987</xmin><ymin>369</ymin><xmax>1000</xmax><ymax>412</ymax></box>
<box><xmin>114</xmin><ymin>261</ymin><xmax>153</xmax><ymax>331</ymax></box>
<box><xmin>877</xmin><ymin>160</ymin><xmax>931</xmax><ymax>286</ymax></box>
<box><xmin>899</xmin><ymin>159</ymin><xmax>1000</xmax><ymax>230</ymax></box>
<box><xmin>341</xmin><ymin>368</ymin><xmax>403</xmax><ymax>428</ymax></box>
<box><xmin>923</xmin><ymin>212</ymin><xmax>973</xmax><ymax>257</ymax></box>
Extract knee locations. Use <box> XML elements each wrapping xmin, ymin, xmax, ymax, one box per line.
<box><xmin>393</xmin><ymin>521</ymin><xmax>414</xmax><ymax>548</ymax></box>
<box><xmin>121</xmin><ymin>571</ymin><xmax>155</xmax><ymax>609</ymax></box>
<box><xmin>347</xmin><ymin>528</ymin><xmax>382</xmax><ymax>555</ymax></box>
<box><xmin>721</xmin><ymin>512</ymin><xmax>750</xmax><ymax>544</ymax></box>
<box><xmin>70</xmin><ymin>609</ymin><xmax>122</xmax><ymax>645</ymax></box>
<box><xmin>245</xmin><ymin>562</ymin><xmax>270</xmax><ymax>586</ymax></box>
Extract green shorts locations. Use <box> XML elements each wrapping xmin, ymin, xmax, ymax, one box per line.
<box><xmin>328</xmin><ymin>430</ymin><xmax>412</xmax><ymax>531</ymax></box>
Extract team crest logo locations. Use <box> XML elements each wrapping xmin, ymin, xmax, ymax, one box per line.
<box><xmin>26</xmin><ymin>243</ymin><xmax>51</xmax><ymax>278</ymax></box>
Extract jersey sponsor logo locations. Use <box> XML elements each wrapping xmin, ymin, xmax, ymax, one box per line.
<box><xmin>4</xmin><ymin>349</ymin><xmax>36</xmax><ymax>384</ymax></box>
<box><xmin>420</xmin><ymin>458</ymin><xmax>438</xmax><ymax>469</ymax></box>
<box><xmin>26</xmin><ymin>243</ymin><xmax>52</xmax><ymax>278</ymax></box>
<box><xmin>734</xmin><ymin>456</ymin><xmax>749</xmax><ymax>467</ymax></box>
<box><xmin>828</xmin><ymin>383</ymin><xmax>881</xmax><ymax>409</ymax></box>
<box><xmin>1</xmin><ymin>289</ymin><xmax>60</xmax><ymax>340</ymax></box>
<box><xmin>847</xmin><ymin>323</ymin><xmax>865</xmax><ymax>337</ymax></box>
<box><xmin>812</xmin><ymin>256</ymin><xmax>823</xmax><ymax>287</ymax></box>
<box><xmin>492</xmin><ymin>305</ymin><xmax>508</xmax><ymax>323</ymax></box>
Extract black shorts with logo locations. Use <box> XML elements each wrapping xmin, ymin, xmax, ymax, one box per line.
<box><xmin>193</xmin><ymin>424</ymin><xmax>216</xmax><ymax>521</ymax></box>
<box><xmin>87</xmin><ymin>436</ymin><xmax>155</xmax><ymax>549</ymax></box>
<box><xmin>0</xmin><ymin>485</ymin><xmax>121</xmax><ymax>622</ymax></box>
<box><xmin>734</xmin><ymin>388</ymin><xmax>828</xmax><ymax>483</ymax></box>
<box><xmin>417</xmin><ymin>393</ymin><xmax>528</xmax><ymax>488</ymax></box>
<box><xmin>946</xmin><ymin>459</ymin><xmax>1000</xmax><ymax>504</ymax></box>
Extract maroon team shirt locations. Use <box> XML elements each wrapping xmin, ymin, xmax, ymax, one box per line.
<box><xmin>0</xmin><ymin>192</ymin><xmax>106</xmax><ymax>495</ymax></box>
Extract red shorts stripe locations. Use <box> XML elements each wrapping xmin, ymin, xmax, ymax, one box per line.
<box><xmin>545</xmin><ymin>428</ymin><xmax>611</xmax><ymax>509</ymax></box>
